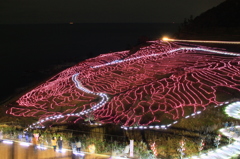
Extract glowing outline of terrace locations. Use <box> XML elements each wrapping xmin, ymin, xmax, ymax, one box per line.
<box><xmin>28</xmin><ymin>40</ymin><xmax>240</xmax><ymax>130</ymax></box>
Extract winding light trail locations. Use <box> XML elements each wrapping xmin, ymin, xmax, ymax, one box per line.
<box><xmin>71</xmin><ymin>73</ymin><xmax>109</xmax><ymax>114</ymax></box>
<box><xmin>93</xmin><ymin>47</ymin><xmax>240</xmax><ymax>69</ymax></box>
<box><xmin>185</xmin><ymin>101</ymin><xmax>240</xmax><ymax>159</ymax></box>
<box><xmin>162</xmin><ymin>37</ymin><xmax>240</xmax><ymax>44</ymax></box>
<box><xmin>28</xmin><ymin>73</ymin><xmax>109</xmax><ymax>129</ymax></box>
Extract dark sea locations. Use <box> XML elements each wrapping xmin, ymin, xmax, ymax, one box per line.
<box><xmin>0</xmin><ymin>23</ymin><xmax>180</xmax><ymax>103</ymax></box>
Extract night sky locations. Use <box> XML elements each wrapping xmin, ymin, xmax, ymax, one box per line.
<box><xmin>0</xmin><ymin>0</ymin><xmax>226</xmax><ymax>102</ymax></box>
<box><xmin>1</xmin><ymin>0</ymin><xmax>225</xmax><ymax>24</ymax></box>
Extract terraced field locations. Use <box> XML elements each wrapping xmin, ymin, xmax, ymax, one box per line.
<box><xmin>7</xmin><ymin>40</ymin><xmax>240</xmax><ymax>129</ymax></box>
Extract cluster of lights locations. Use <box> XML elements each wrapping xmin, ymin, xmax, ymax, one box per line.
<box><xmin>6</xmin><ymin>39</ymin><xmax>240</xmax><ymax>130</ymax></box>
<box><xmin>198</xmin><ymin>139</ymin><xmax>205</xmax><ymax>152</ymax></box>
<box><xmin>90</xmin><ymin>123</ymin><xmax>102</xmax><ymax>126</ymax></box>
<box><xmin>184</xmin><ymin>101</ymin><xmax>240</xmax><ymax>158</ymax></box>
<box><xmin>224</xmin><ymin>101</ymin><xmax>240</xmax><ymax>119</ymax></box>
<box><xmin>19</xmin><ymin>142</ymin><xmax>31</xmax><ymax>147</ymax></box>
<box><xmin>121</xmin><ymin>122</ymin><xmax>176</xmax><ymax>130</ymax></box>
<box><xmin>2</xmin><ymin>139</ymin><xmax>47</xmax><ymax>151</ymax></box>
<box><xmin>150</xmin><ymin>142</ymin><xmax>158</xmax><ymax>156</ymax></box>
<box><xmin>29</xmin><ymin>114</ymin><xmax>65</xmax><ymax>129</ymax></box>
<box><xmin>178</xmin><ymin>139</ymin><xmax>186</xmax><ymax>159</ymax></box>
<box><xmin>55</xmin><ymin>148</ymin><xmax>68</xmax><ymax>153</ymax></box>
<box><xmin>188</xmin><ymin>141</ymin><xmax>240</xmax><ymax>159</ymax></box>
<box><xmin>1</xmin><ymin>139</ymin><xmax>130</xmax><ymax>159</ymax></box>
<box><xmin>121</xmin><ymin>101</ymin><xmax>230</xmax><ymax>130</ymax></box>
<box><xmin>73</xmin><ymin>151</ymin><xmax>85</xmax><ymax>156</ymax></box>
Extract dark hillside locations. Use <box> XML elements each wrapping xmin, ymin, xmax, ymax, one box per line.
<box><xmin>177</xmin><ymin>0</ymin><xmax>240</xmax><ymax>40</ymax></box>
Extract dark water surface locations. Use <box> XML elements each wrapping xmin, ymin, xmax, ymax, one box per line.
<box><xmin>0</xmin><ymin>23</ymin><xmax>179</xmax><ymax>103</ymax></box>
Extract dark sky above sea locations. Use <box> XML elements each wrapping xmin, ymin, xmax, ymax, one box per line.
<box><xmin>0</xmin><ymin>0</ymin><xmax>226</xmax><ymax>103</ymax></box>
<box><xmin>0</xmin><ymin>23</ymin><xmax>179</xmax><ymax>103</ymax></box>
<box><xmin>0</xmin><ymin>0</ymin><xmax>225</xmax><ymax>24</ymax></box>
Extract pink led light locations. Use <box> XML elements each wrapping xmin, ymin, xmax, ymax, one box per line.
<box><xmin>7</xmin><ymin>40</ymin><xmax>240</xmax><ymax>128</ymax></box>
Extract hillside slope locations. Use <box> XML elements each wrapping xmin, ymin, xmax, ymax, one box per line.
<box><xmin>7</xmin><ymin>40</ymin><xmax>240</xmax><ymax>128</ymax></box>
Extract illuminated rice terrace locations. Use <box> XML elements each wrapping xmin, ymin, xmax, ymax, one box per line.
<box><xmin>6</xmin><ymin>39</ymin><xmax>240</xmax><ymax>129</ymax></box>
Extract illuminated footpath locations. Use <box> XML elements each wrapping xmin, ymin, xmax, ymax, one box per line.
<box><xmin>185</xmin><ymin>101</ymin><xmax>240</xmax><ymax>159</ymax></box>
<box><xmin>7</xmin><ymin>39</ymin><xmax>240</xmax><ymax>131</ymax></box>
